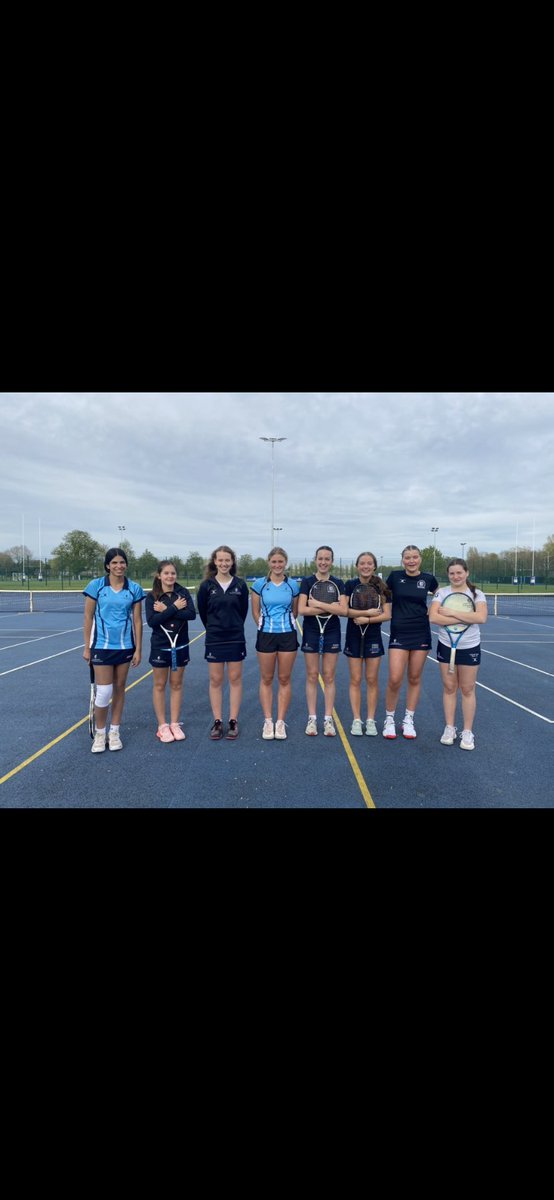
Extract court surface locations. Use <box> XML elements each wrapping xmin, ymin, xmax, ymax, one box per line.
<box><xmin>0</xmin><ymin>603</ymin><xmax>553</xmax><ymax>808</ymax></box>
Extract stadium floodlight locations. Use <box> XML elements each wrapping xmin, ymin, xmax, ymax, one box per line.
<box><xmin>260</xmin><ymin>438</ymin><xmax>287</xmax><ymax>550</ymax></box>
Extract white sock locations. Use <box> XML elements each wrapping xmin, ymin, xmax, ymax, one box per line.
<box><xmin>110</xmin><ymin>724</ymin><xmax>120</xmax><ymax>733</ymax></box>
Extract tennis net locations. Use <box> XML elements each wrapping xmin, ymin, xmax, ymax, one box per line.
<box><xmin>0</xmin><ymin>587</ymin><xmax>195</xmax><ymax>613</ymax></box>
<box><xmin>0</xmin><ymin>590</ymin><xmax>85</xmax><ymax>612</ymax></box>
<box><xmin>484</xmin><ymin>593</ymin><xmax>554</xmax><ymax>617</ymax></box>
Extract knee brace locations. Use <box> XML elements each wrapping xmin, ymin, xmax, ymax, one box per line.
<box><xmin>95</xmin><ymin>684</ymin><xmax>113</xmax><ymax>709</ymax></box>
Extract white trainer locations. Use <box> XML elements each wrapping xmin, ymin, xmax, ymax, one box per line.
<box><xmin>440</xmin><ymin>725</ymin><xmax>457</xmax><ymax>746</ymax></box>
<box><xmin>402</xmin><ymin>716</ymin><xmax>417</xmax><ymax>739</ymax></box>
<box><xmin>365</xmin><ymin>718</ymin><xmax>378</xmax><ymax>736</ymax></box>
<box><xmin>351</xmin><ymin>718</ymin><xmax>363</xmax><ymax>736</ymax></box>
<box><xmin>274</xmin><ymin>720</ymin><xmax>287</xmax><ymax>740</ymax></box>
<box><xmin>92</xmin><ymin>730</ymin><xmax>107</xmax><ymax>753</ymax></box>
<box><xmin>262</xmin><ymin>719</ymin><xmax>275</xmax><ymax>740</ymax></box>
<box><xmin>460</xmin><ymin>730</ymin><xmax>475</xmax><ymax>751</ymax></box>
<box><xmin>323</xmin><ymin>716</ymin><xmax>336</xmax><ymax>737</ymax></box>
<box><xmin>383</xmin><ymin>715</ymin><xmax>397</xmax><ymax>739</ymax></box>
<box><xmin>305</xmin><ymin>717</ymin><xmax>318</xmax><ymax>736</ymax></box>
<box><xmin>108</xmin><ymin>729</ymin><xmax>123</xmax><ymax>751</ymax></box>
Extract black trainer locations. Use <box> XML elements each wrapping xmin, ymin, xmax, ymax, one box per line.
<box><xmin>226</xmin><ymin>719</ymin><xmax>239</xmax><ymax>740</ymax></box>
<box><xmin>210</xmin><ymin>719</ymin><xmax>224</xmax><ymax>740</ymax></box>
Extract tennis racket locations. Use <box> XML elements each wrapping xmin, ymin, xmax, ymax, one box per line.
<box><xmin>442</xmin><ymin>592</ymin><xmax>476</xmax><ymax>674</ymax></box>
<box><xmin>350</xmin><ymin>583</ymin><xmax>382</xmax><ymax>657</ymax></box>
<box><xmin>160</xmin><ymin>625</ymin><xmax>182</xmax><ymax>671</ymax></box>
<box><xmin>309</xmin><ymin>579</ymin><xmax>340</xmax><ymax>654</ymax></box>
<box><xmin>88</xmin><ymin>661</ymin><xmax>96</xmax><ymax>738</ymax></box>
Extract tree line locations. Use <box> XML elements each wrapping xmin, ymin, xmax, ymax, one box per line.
<box><xmin>1</xmin><ymin>529</ymin><xmax>554</xmax><ymax>585</ymax></box>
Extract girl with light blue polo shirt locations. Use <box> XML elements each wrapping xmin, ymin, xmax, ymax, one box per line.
<box><xmin>83</xmin><ymin>547</ymin><xmax>144</xmax><ymax>753</ymax></box>
<box><xmin>251</xmin><ymin>547</ymin><xmax>300</xmax><ymax>741</ymax></box>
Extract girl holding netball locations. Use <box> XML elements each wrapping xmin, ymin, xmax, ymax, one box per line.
<box><xmin>344</xmin><ymin>552</ymin><xmax>392</xmax><ymax>736</ymax></box>
<box><xmin>83</xmin><ymin>548</ymin><xmax>144</xmax><ymax>753</ymax></box>
<box><xmin>429</xmin><ymin>557</ymin><xmax>488</xmax><ymax>751</ymax></box>
<box><xmin>383</xmin><ymin>545</ymin><xmax>438</xmax><ymax>740</ymax></box>
<box><xmin>251</xmin><ymin>547</ymin><xmax>300</xmax><ymax>741</ymax></box>
<box><xmin>197</xmin><ymin>545</ymin><xmax>250</xmax><ymax>740</ymax></box>
<box><xmin>145</xmin><ymin>560</ymin><xmax>197</xmax><ymax>743</ymax></box>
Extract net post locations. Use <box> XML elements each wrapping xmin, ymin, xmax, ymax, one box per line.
<box><xmin>30</xmin><ymin>590</ymin><xmax>34</xmax><ymax>613</ymax></box>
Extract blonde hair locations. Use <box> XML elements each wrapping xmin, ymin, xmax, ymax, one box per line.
<box><xmin>267</xmin><ymin>547</ymin><xmax>288</xmax><ymax>580</ymax></box>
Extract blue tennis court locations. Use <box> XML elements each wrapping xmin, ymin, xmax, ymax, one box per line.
<box><xmin>1</xmin><ymin>589</ymin><xmax>553</xmax><ymax>808</ymax></box>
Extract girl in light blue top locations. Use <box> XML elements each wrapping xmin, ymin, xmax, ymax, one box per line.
<box><xmin>251</xmin><ymin>547</ymin><xmax>300</xmax><ymax>741</ymax></box>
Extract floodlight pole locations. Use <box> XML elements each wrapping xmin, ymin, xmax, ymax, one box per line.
<box><xmin>260</xmin><ymin>437</ymin><xmax>286</xmax><ymax>549</ymax></box>
<box><xmin>431</xmin><ymin>527</ymin><xmax>439</xmax><ymax>577</ymax></box>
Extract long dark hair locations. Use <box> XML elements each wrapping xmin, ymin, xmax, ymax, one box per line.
<box><xmin>446</xmin><ymin>558</ymin><xmax>477</xmax><ymax>599</ymax></box>
<box><xmin>151</xmin><ymin>560</ymin><xmax>180</xmax><ymax>600</ymax></box>
<box><xmin>356</xmin><ymin>551</ymin><xmax>391</xmax><ymax>601</ymax></box>
<box><xmin>104</xmin><ymin>547</ymin><xmax>128</xmax><ymax>571</ymax></box>
<box><xmin>204</xmin><ymin>545</ymin><xmax>238</xmax><ymax>580</ymax></box>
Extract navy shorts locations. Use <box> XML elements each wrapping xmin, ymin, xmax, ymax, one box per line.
<box><xmin>301</xmin><ymin>628</ymin><xmax>341</xmax><ymax>654</ymax></box>
<box><xmin>149</xmin><ymin>644</ymin><xmax>190</xmax><ymax>669</ymax></box>
<box><xmin>437</xmin><ymin>640</ymin><xmax>481</xmax><ymax>666</ymax></box>
<box><xmin>343</xmin><ymin>628</ymin><xmax>384</xmax><ymax>658</ymax></box>
<box><xmin>389</xmin><ymin>630</ymin><xmax>432</xmax><ymax>651</ymax></box>
<box><xmin>91</xmin><ymin>648</ymin><xmax>134</xmax><ymax>667</ymax></box>
<box><xmin>205</xmin><ymin>641</ymin><xmax>247</xmax><ymax>663</ymax></box>
<box><xmin>256</xmin><ymin>631</ymin><xmax>298</xmax><ymax>653</ymax></box>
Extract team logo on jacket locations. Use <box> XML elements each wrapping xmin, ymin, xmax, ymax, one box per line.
<box><xmin>417</xmin><ymin>579</ymin><xmax>427</xmax><ymax>588</ymax></box>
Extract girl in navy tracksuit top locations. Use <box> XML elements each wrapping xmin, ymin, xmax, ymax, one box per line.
<box><xmin>145</xmin><ymin>560</ymin><xmax>196</xmax><ymax>744</ymax></box>
<box><xmin>196</xmin><ymin>545</ymin><xmax>250</xmax><ymax>741</ymax></box>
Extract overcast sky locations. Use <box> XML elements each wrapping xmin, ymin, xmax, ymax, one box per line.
<box><xmin>1</xmin><ymin>392</ymin><xmax>553</xmax><ymax>567</ymax></box>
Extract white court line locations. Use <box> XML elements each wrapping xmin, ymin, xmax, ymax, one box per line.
<box><xmin>493</xmin><ymin>617</ymin><xmax>554</xmax><ymax>631</ymax></box>
<box><xmin>481</xmin><ymin>648</ymin><xmax>554</xmax><ymax>677</ymax></box>
<box><xmin>0</xmin><ymin>644</ymin><xmax>84</xmax><ymax>676</ymax></box>
<box><xmin>0</xmin><ymin>627</ymin><xmax>81</xmax><ymax>652</ymax></box>
<box><xmin>474</xmin><ymin>682</ymin><xmax>554</xmax><ymax>724</ymax></box>
<box><xmin>424</xmin><ymin>651</ymin><xmax>554</xmax><ymax>723</ymax></box>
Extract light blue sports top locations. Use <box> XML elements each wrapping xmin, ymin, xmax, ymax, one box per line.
<box><xmin>252</xmin><ymin>576</ymin><xmax>300</xmax><ymax>633</ymax></box>
<box><xmin>83</xmin><ymin>576</ymin><xmax>145</xmax><ymax>650</ymax></box>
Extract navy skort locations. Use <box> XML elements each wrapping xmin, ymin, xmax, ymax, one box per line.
<box><xmin>437</xmin><ymin>640</ymin><xmax>481</xmax><ymax>666</ymax></box>
<box><xmin>205</xmin><ymin>641</ymin><xmax>247</xmax><ymax>663</ymax></box>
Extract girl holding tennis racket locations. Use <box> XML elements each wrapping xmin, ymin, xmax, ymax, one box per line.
<box><xmin>197</xmin><ymin>545</ymin><xmax>250</xmax><ymax>741</ymax></box>
<box><xmin>145</xmin><ymin>561</ymin><xmax>197</xmax><ymax>743</ymax></box>
<box><xmin>298</xmin><ymin>546</ymin><xmax>347</xmax><ymax>737</ymax></box>
<box><xmin>83</xmin><ymin>548</ymin><xmax>145</xmax><ymax>753</ymax></box>
<box><xmin>429</xmin><ymin>558</ymin><xmax>487</xmax><ymax>751</ymax></box>
<box><xmin>383</xmin><ymin>546</ymin><xmax>438</xmax><ymax>740</ymax></box>
<box><xmin>251</xmin><ymin>547</ymin><xmax>300</xmax><ymax>741</ymax></box>
<box><xmin>344</xmin><ymin>552</ymin><xmax>392</xmax><ymax>736</ymax></box>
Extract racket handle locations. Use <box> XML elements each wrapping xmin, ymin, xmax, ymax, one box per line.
<box><xmin>448</xmin><ymin>647</ymin><xmax>456</xmax><ymax>675</ymax></box>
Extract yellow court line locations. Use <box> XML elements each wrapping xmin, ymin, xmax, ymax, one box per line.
<box><xmin>296</xmin><ymin>616</ymin><xmax>375</xmax><ymax>809</ymax></box>
<box><xmin>0</xmin><ymin>634</ymin><xmax>208</xmax><ymax>788</ymax></box>
<box><xmin>323</xmin><ymin>682</ymin><xmax>376</xmax><ymax>810</ymax></box>
<box><xmin>0</xmin><ymin>668</ymin><xmax>155</xmax><ymax>786</ymax></box>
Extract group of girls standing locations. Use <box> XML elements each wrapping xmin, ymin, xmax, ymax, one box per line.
<box><xmin>83</xmin><ymin>543</ymin><xmax>487</xmax><ymax>752</ymax></box>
